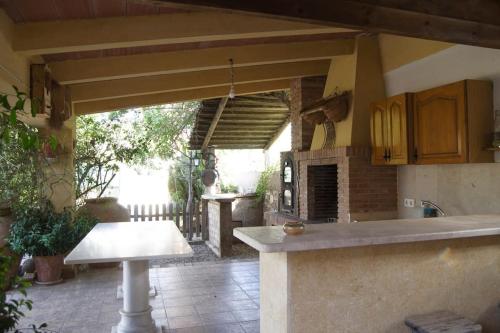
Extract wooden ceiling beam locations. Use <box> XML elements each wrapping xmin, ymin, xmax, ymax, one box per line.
<box><xmin>50</xmin><ymin>39</ymin><xmax>354</xmax><ymax>84</ymax></box>
<box><xmin>212</xmin><ymin>129</ymin><xmax>276</xmax><ymax>134</ymax></box>
<box><xmin>13</xmin><ymin>11</ymin><xmax>353</xmax><ymax>55</ymax></box>
<box><xmin>216</xmin><ymin>119</ymin><xmax>285</xmax><ymax>125</ymax></box>
<box><xmin>208</xmin><ymin>98</ymin><xmax>286</xmax><ymax>107</ymax></box>
<box><xmin>195</xmin><ymin>123</ymin><xmax>281</xmax><ymax>129</ymax></box>
<box><xmin>202</xmin><ymin>97</ymin><xmax>228</xmax><ymax>150</ymax></box>
<box><xmin>223</xmin><ymin>107</ymin><xmax>288</xmax><ymax>112</ymax></box>
<box><xmin>208</xmin><ymin>144</ymin><xmax>266</xmax><ymax>149</ymax></box>
<box><xmin>157</xmin><ymin>0</ymin><xmax>500</xmax><ymax>49</ymax></box>
<box><xmin>200</xmin><ymin>106</ymin><xmax>289</xmax><ymax>117</ymax></box>
<box><xmin>211</xmin><ymin>135</ymin><xmax>272</xmax><ymax>139</ymax></box>
<box><xmin>198</xmin><ymin>113</ymin><xmax>288</xmax><ymax>119</ymax></box>
<box><xmin>73</xmin><ymin>79</ymin><xmax>290</xmax><ymax>115</ymax></box>
<box><xmin>210</xmin><ymin>138</ymin><xmax>269</xmax><ymax>142</ymax></box>
<box><xmin>216</xmin><ymin>116</ymin><xmax>289</xmax><ymax>121</ymax></box>
<box><xmin>70</xmin><ymin>60</ymin><xmax>330</xmax><ymax>102</ymax></box>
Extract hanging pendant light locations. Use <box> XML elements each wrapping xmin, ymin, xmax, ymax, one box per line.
<box><xmin>228</xmin><ymin>58</ymin><xmax>236</xmax><ymax>99</ymax></box>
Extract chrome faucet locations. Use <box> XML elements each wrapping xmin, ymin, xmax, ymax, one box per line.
<box><xmin>420</xmin><ymin>200</ymin><xmax>446</xmax><ymax>216</ymax></box>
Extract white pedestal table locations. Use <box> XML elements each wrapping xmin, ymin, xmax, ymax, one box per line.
<box><xmin>65</xmin><ymin>222</ymin><xmax>193</xmax><ymax>333</ymax></box>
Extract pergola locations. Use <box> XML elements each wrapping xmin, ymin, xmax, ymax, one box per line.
<box><xmin>189</xmin><ymin>92</ymin><xmax>290</xmax><ymax>150</ymax></box>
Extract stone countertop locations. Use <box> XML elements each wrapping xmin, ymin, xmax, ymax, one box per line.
<box><xmin>233</xmin><ymin>215</ymin><xmax>500</xmax><ymax>253</ymax></box>
<box><xmin>201</xmin><ymin>193</ymin><xmax>258</xmax><ymax>201</ymax></box>
<box><xmin>65</xmin><ymin>221</ymin><xmax>193</xmax><ymax>264</ymax></box>
<box><xmin>201</xmin><ymin>193</ymin><xmax>237</xmax><ymax>202</ymax></box>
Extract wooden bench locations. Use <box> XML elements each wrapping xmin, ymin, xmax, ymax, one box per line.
<box><xmin>405</xmin><ymin>310</ymin><xmax>482</xmax><ymax>333</ymax></box>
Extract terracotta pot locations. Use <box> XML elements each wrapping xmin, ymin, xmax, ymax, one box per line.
<box><xmin>34</xmin><ymin>255</ymin><xmax>64</xmax><ymax>284</ymax></box>
<box><xmin>283</xmin><ymin>221</ymin><xmax>305</xmax><ymax>235</ymax></box>
<box><xmin>79</xmin><ymin>197</ymin><xmax>129</xmax><ymax>268</ymax></box>
<box><xmin>80</xmin><ymin>197</ymin><xmax>130</xmax><ymax>222</ymax></box>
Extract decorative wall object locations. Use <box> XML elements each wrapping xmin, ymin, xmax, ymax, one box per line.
<box><xmin>301</xmin><ymin>91</ymin><xmax>351</xmax><ymax>125</ymax></box>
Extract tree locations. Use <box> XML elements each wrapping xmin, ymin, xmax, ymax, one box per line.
<box><xmin>75</xmin><ymin>102</ymin><xmax>199</xmax><ymax>203</ymax></box>
<box><xmin>0</xmin><ymin>87</ymin><xmax>46</xmax><ymax>209</ymax></box>
<box><xmin>168</xmin><ymin>156</ymin><xmax>204</xmax><ymax>204</ymax></box>
<box><xmin>0</xmin><ymin>113</ymin><xmax>44</xmax><ymax>209</ymax></box>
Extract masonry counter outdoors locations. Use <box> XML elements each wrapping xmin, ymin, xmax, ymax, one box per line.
<box><xmin>233</xmin><ymin>215</ymin><xmax>500</xmax><ymax>333</ymax></box>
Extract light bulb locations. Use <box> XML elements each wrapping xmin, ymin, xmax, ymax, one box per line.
<box><xmin>228</xmin><ymin>85</ymin><xmax>235</xmax><ymax>99</ymax></box>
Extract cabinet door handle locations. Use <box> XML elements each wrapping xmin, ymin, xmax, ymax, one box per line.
<box><xmin>387</xmin><ymin>148</ymin><xmax>391</xmax><ymax>160</ymax></box>
<box><xmin>383</xmin><ymin>148</ymin><xmax>388</xmax><ymax>161</ymax></box>
<box><xmin>414</xmin><ymin>148</ymin><xmax>418</xmax><ymax>161</ymax></box>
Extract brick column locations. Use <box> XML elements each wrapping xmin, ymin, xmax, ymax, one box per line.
<box><xmin>290</xmin><ymin>76</ymin><xmax>327</xmax><ymax>151</ymax></box>
<box><xmin>203</xmin><ymin>195</ymin><xmax>235</xmax><ymax>257</ymax></box>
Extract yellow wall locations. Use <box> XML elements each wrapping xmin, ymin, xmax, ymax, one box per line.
<box><xmin>0</xmin><ymin>10</ymin><xmax>30</xmax><ymax>94</ymax></box>
<box><xmin>0</xmin><ymin>10</ymin><xmax>75</xmax><ymax>211</ymax></box>
<box><xmin>313</xmin><ymin>34</ymin><xmax>452</xmax><ymax>150</ymax></box>
<box><xmin>316</xmin><ymin>36</ymin><xmax>385</xmax><ymax>149</ymax></box>
<box><xmin>378</xmin><ymin>34</ymin><xmax>453</xmax><ymax>73</ymax></box>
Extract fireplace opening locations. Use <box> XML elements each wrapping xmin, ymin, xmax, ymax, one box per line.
<box><xmin>307</xmin><ymin>164</ymin><xmax>338</xmax><ymax>222</ymax></box>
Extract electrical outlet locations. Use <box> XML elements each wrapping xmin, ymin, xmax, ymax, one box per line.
<box><xmin>404</xmin><ymin>198</ymin><xmax>415</xmax><ymax>208</ymax></box>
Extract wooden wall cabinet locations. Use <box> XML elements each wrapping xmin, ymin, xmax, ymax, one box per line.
<box><xmin>370</xmin><ymin>94</ymin><xmax>410</xmax><ymax>165</ymax></box>
<box><xmin>371</xmin><ymin>80</ymin><xmax>493</xmax><ymax>165</ymax></box>
<box><xmin>413</xmin><ymin>80</ymin><xmax>493</xmax><ymax>164</ymax></box>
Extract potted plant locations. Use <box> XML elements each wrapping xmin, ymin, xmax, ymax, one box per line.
<box><xmin>8</xmin><ymin>202</ymin><xmax>73</xmax><ymax>284</ymax></box>
<box><xmin>8</xmin><ymin>202</ymin><xmax>99</xmax><ymax>285</ymax></box>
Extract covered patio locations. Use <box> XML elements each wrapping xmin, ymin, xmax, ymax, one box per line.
<box><xmin>2</xmin><ymin>1</ymin><xmax>500</xmax><ymax>333</ymax></box>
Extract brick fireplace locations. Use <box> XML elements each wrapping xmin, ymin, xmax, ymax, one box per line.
<box><xmin>291</xmin><ymin>147</ymin><xmax>397</xmax><ymax>223</ymax></box>
<box><xmin>307</xmin><ymin>164</ymin><xmax>338</xmax><ymax>222</ymax></box>
<box><xmin>267</xmin><ymin>75</ymin><xmax>398</xmax><ymax>225</ymax></box>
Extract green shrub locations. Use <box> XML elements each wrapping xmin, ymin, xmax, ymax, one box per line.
<box><xmin>220</xmin><ymin>182</ymin><xmax>238</xmax><ymax>194</ymax></box>
<box><xmin>8</xmin><ymin>202</ymin><xmax>98</xmax><ymax>257</ymax></box>
<box><xmin>255</xmin><ymin>165</ymin><xmax>278</xmax><ymax>203</ymax></box>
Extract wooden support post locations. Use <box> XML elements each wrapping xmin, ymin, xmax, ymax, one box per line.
<box><xmin>202</xmin><ymin>97</ymin><xmax>229</xmax><ymax>149</ymax></box>
<box><xmin>201</xmin><ymin>199</ymin><xmax>209</xmax><ymax>241</ymax></box>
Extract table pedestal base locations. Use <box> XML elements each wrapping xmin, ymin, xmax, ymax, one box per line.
<box><xmin>113</xmin><ymin>260</ymin><xmax>158</xmax><ymax>333</ymax></box>
<box><xmin>117</xmin><ymin>285</ymin><xmax>157</xmax><ymax>299</ymax></box>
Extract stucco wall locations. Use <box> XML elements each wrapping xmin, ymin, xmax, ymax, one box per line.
<box><xmin>232</xmin><ymin>195</ymin><xmax>263</xmax><ymax>227</ymax></box>
<box><xmin>261</xmin><ymin>236</ymin><xmax>500</xmax><ymax>333</ymax></box>
<box><xmin>383</xmin><ymin>44</ymin><xmax>500</xmax><ymax>218</ymax></box>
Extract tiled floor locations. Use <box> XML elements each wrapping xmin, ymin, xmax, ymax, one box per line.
<box><xmin>14</xmin><ymin>260</ymin><xmax>260</xmax><ymax>333</ymax></box>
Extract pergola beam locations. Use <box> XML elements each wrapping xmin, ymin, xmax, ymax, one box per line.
<box><xmin>70</xmin><ymin>60</ymin><xmax>330</xmax><ymax>102</ymax></box>
<box><xmin>73</xmin><ymin>79</ymin><xmax>290</xmax><ymax>115</ymax></box>
<box><xmin>202</xmin><ymin>97</ymin><xmax>228</xmax><ymax>150</ymax></box>
<box><xmin>50</xmin><ymin>39</ymin><xmax>354</xmax><ymax>84</ymax></box>
<box><xmin>158</xmin><ymin>0</ymin><xmax>500</xmax><ymax>49</ymax></box>
<box><xmin>13</xmin><ymin>11</ymin><xmax>352</xmax><ymax>55</ymax></box>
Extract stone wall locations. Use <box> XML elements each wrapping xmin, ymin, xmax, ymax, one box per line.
<box><xmin>261</xmin><ymin>236</ymin><xmax>500</xmax><ymax>333</ymax></box>
<box><xmin>205</xmin><ymin>199</ymin><xmax>233</xmax><ymax>257</ymax></box>
<box><xmin>232</xmin><ymin>194</ymin><xmax>263</xmax><ymax>227</ymax></box>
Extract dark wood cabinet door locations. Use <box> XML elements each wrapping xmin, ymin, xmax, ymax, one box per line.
<box><xmin>370</xmin><ymin>101</ymin><xmax>388</xmax><ymax>165</ymax></box>
<box><xmin>387</xmin><ymin>94</ymin><xmax>408</xmax><ymax>165</ymax></box>
<box><xmin>414</xmin><ymin>81</ymin><xmax>467</xmax><ymax>164</ymax></box>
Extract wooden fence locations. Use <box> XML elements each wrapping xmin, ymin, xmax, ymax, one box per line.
<box><xmin>126</xmin><ymin>201</ymin><xmax>204</xmax><ymax>240</ymax></box>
